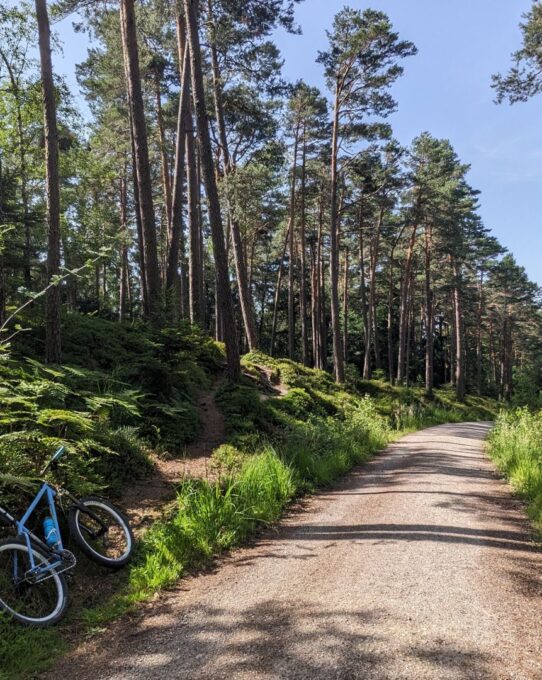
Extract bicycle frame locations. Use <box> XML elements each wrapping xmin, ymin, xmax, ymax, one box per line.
<box><xmin>13</xmin><ymin>482</ymin><xmax>64</xmax><ymax>581</ymax></box>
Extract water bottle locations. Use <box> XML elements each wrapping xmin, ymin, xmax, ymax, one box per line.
<box><xmin>43</xmin><ymin>517</ymin><xmax>60</xmax><ymax>549</ymax></box>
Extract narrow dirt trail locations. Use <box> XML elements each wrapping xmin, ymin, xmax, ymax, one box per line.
<box><xmin>58</xmin><ymin>423</ymin><xmax>542</xmax><ymax>680</ymax></box>
<box><xmin>120</xmin><ymin>383</ymin><xmax>225</xmax><ymax>531</ymax></box>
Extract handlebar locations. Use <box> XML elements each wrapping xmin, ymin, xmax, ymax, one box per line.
<box><xmin>40</xmin><ymin>446</ymin><xmax>66</xmax><ymax>477</ymax></box>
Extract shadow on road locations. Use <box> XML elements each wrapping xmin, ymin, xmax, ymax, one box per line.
<box><xmin>85</xmin><ymin>599</ymin><xmax>495</xmax><ymax>680</ymax></box>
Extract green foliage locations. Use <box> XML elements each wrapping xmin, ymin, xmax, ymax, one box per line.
<box><xmin>211</xmin><ymin>444</ymin><xmax>249</xmax><ymax>474</ymax></box>
<box><xmin>0</xmin><ymin>351</ymin><xmax>152</xmax><ymax>506</ymax></box>
<box><xmin>1</xmin><ymin>318</ymin><xmax>225</xmax><ymax>510</ymax></box>
<box><xmin>128</xmin><ymin>450</ymin><xmax>295</xmax><ymax>598</ymax></box>
<box><xmin>488</xmin><ymin>409</ymin><xmax>542</xmax><ymax>530</ymax></box>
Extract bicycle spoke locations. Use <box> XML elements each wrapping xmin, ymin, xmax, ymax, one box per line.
<box><xmin>78</xmin><ymin>506</ymin><xmax>129</xmax><ymax>561</ymax></box>
<box><xmin>0</xmin><ymin>543</ymin><xmax>62</xmax><ymax>623</ymax></box>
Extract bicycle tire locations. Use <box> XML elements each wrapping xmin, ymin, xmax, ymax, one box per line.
<box><xmin>68</xmin><ymin>496</ymin><xmax>134</xmax><ymax>568</ymax></box>
<box><xmin>0</xmin><ymin>537</ymin><xmax>68</xmax><ymax>626</ymax></box>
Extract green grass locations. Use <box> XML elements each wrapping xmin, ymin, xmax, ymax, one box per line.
<box><xmin>487</xmin><ymin>409</ymin><xmax>542</xmax><ymax>532</ymax></box>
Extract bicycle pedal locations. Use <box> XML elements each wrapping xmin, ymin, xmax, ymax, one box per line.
<box><xmin>58</xmin><ymin>549</ymin><xmax>77</xmax><ymax>570</ymax></box>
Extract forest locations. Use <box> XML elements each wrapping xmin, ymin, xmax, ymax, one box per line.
<box><xmin>0</xmin><ymin>0</ymin><xmax>540</xmax><ymax>402</ymax></box>
<box><xmin>1</xmin><ymin>1</ymin><xmax>542</xmax><ymax>677</ymax></box>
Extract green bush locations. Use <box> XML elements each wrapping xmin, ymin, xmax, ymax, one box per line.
<box><xmin>488</xmin><ymin>409</ymin><xmax>542</xmax><ymax>530</ymax></box>
<box><xmin>129</xmin><ymin>450</ymin><xmax>295</xmax><ymax>597</ymax></box>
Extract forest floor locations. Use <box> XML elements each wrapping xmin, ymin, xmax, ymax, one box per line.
<box><xmin>52</xmin><ymin>422</ymin><xmax>542</xmax><ymax>680</ymax></box>
<box><xmin>120</xmin><ymin>380</ymin><xmax>227</xmax><ymax>533</ymax></box>
<box><xmin>119</xmin><ymin>364</ymin><xmax>289</xmax><ymax>533</ymax></box>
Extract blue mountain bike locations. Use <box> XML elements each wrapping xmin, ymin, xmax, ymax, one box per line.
<box><xmin>0</xmin><ymin>446</ymin><xmax>134</xmax><ymax>626</ymax></box>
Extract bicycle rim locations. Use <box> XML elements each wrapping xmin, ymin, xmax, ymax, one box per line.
<box><xmin>0</xmin><ymin>541</ymin><xmax>65</xmax><ymax>625</ymax></box>
<box><xmin>74</xmin><ymin>501</ymin><xmax>132</xmax><ymax>563</ymax></box>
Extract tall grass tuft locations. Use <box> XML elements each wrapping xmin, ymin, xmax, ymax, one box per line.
<box><xmin>488</xmin><ymin>409</ymin><xmax>542</xmax><ymax>530</ymax></box>
<box><xmin>128</xmin><ymin>450</ymin><xmax>295</xmax><ymax>599</ymax></box>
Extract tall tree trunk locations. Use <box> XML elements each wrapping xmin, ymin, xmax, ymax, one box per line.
<box><xmin>299</xmin><ymin>127</ymin><xmax>309</xmax><ymax>366</ymax></box>
<box><xmin>310</xmin><ymin>242</ymin><xmax>319</xmax><ymax>369</ymax></box>
<box><xmin>476</xmin><ymin>271</ymin><xmax>484</xmax><ymax>395</ymax></box>
<box><xmin>450</xmin><ymin>289</ymin><xmax>457</xmax><ymax>387</ymax></box>
<box><xmin>0</xmin><ymin>52</ymin><xmax>32</xmax><ymax>287</ymax></box>
<box><xmin>488</xmin><ymin>316</ymin><xmax>497</xmax><ymax>390</ymax></box>
<box><xmin>184</xmin><ymin>0</ymin><xmax>240</xmax><ymax>381</ymax></box>
<box><xmin>36</xmin><ymin>0</ymin><xmax>61</xmax><ymax>364</ymax></box>
<box><xmin>342</xmin><ymin>247</ymin><xmax>349</xmax><ymax>365</ymax></box>
<box><xmin>287</xmin><ymin>126</ymin><xmax>299</xmax><ymax>360</ymax></box>
<box><xmin>424</xmin><ymin>223</ymin><xmax>434</xmax><ymax>397</ymax></box>
<box><xmin>397</xmin><ymin>224</ymin><xmax>417</xmax><ymax>383</ymax></box>
<box><xmin>154</xmin><ymin>69</ymin><xmax>172</xmax><ymax>243</ymax></box>
<box><xmin>452</xmin><ymin>258</ymin><xmax>465</xmax><ymax>402</ymax></box>
<box><xmin>329</xmin><ymin>82</ymin><xmax>345</xmax><ymax>382</ymax></box>
<box><xmin>358</xmin><ymin>208</ymin><xmax>369</xmax><ymax>366</ymax></box>
<box><xmin>363</xmin><ymin>207</ymin><xmax>384</xmax><ymax>379</ymax></box>
<box><xmin>167</xmin><ymin>11</ymin><xmax>190</xmax><ymax>307</ymax></box>
<box><xmin>387</xmin><ymin>251</ymin><xmax>395</xmax><ymax>384</ymax></box>
<box><xmin>196</xmin><ymin>147</ymin><xmax>205</xmax><ymax>325</ymax></box>
<box><xmin>186</xmin><ymin>121</ymin><xmax>203</xmax><ymax>324</ymax></box>
<box><xmin>206</xmin><ymin>0</ymin><xmax>257</xmax><ymax>350</ymax></box>
<box><xmin>270</xmin><ymin>222</ymin><xmax>290</xmax><ymax>356</ymax></box>
<box><xmin>119</xmin><ymin>174</ymin><xmax>130</xmax><ymax>321</ymax></box>
<box><xmin>318</xmin><ymin>197</ymin><xmax>327</xmax><ymax>370</ymax></box>
<box><xmin>405</xmin><ymin>274</ymin><xmax>415</xmax><ymax>387</ymax></box>
<box><xmin>312</xmin><ymin>184</ymin><xmax>325</xmax><ymax>369</ymax></box>
<box><xmin>503</xmin><ymin>315</ymin><xmax>513</xmax><ymax>401</ymax></box>
<box><xmin>120</xmin><ymin>0</ymin><xmax>161</xmax><ymax>320</ymax></box>
<box><xmin>127</xmin><ymin>120</ymin><xmax>148</xmax><ymax>314</ymax></box>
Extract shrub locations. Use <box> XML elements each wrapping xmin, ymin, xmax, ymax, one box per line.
<box><xmin>488</xmin><ymin>409</ymin><xmax>542</xmax><ymax>529</ymax></box>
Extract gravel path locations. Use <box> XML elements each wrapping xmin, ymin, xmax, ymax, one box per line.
<box><xmin>58</xmin><ymin>422</ymin><xmax>542</xmax><ymax>680</ymax></box>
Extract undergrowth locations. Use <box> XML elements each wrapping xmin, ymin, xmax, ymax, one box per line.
<box><xmin>487</xmin><ymin>409</ymin><xmax>542</xmax><ymax>531</ymax></box>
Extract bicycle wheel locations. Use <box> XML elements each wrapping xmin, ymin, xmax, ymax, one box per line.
<box><xmin>0</xmin><ymin>538</ymin><xmax>68</xmax><ymax>626</ymax></box>
<box><xmin>68</xmin><ymin>497</ymin><xmax>134</xmax><ymax>568</ymax></box>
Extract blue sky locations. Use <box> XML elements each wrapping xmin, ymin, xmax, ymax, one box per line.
<box><xmin>55</xmin><ymin>0</ymin><xmax>542</xmax><ymax>284</ymax></box>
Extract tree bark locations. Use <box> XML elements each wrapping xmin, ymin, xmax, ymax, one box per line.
<box><xmin>358</xmin><ymin>208</ymin><xmax>369</xmax><ymax>369</ymax></box>
<box><xmin>119</xmin><ymin>174</ymin><xmax>130</xmax><ymax>321</ymax></box>
<box><xmin>397</xmin><ymin>224</ymin><xmax>418</xmax><ymax>383</ymax></box>
<box><xmin>299</xmin><ymin>126</ymin><xmax>309</xmax><ymax>365</ymax></box>
<box><xmin>452</xmin><ymin>258</ymin><xmax>465</xmax><ymax>402</ymax></box>
<box><xmin>342</xmin><ymin>247</ymin><xmax>349</xmax><ymax>365</ymax></box>
<box><xmin>363</xmin><ymin>207</ymin><xmax>384</xmax><ymax>379</ymax></box>
<box><xmin>129</xmin><ymin>124</ymin><xmax>148</xmax><ymax>315</ymax></box>
<box><xmin>288</xmin><ymin>125</ymin><xmax>299</xmax><ymax>360</ymax></box>
<box><xmin>186</xmin><ymin>121</ymin><xmax>203</xmax><ymax>324</ymax></box>
<box><xmin>424</xmin><ymin>223</ymin><xmax>434</xmax><ymax>397</ymax></box>
<box><xmin>0</xmin><ymin>51</ymin><xmax>32</xmax><ymax>287</ymax></box>
<box><xmin>120</xmin><ymin>0</ymin><xmax>161</xmax><ymax>320</ymax></box>
<box><xmin>476</xmin><ymin>271</ymin><xmax>484</xmax><ymax>395</ymax></box>
<box><xmin>184</xmin><ymin>0</ymin><xmax>240</xmax><ymax>381</ymax></box>
<box><xmin>167</xmin><ymin>11</ymin><xmax>190</xmax><ymax>301</ymax></box>
<box><xmin>153</xmin><ymin>68</ymin><xmax>172</xmax><ymax>243</ymax></box>
<box><xmin>387</xmin><ymin>250</ymin><xmax>395</xmax><ymax>384</ymax></box>
<box><xmin>36</xmin><ymin>0</ymin><xmax>61</xmax><ymax>363</ymax></box>
<box><xmin>270</xmin><ymin>222</ymin><xmax>290</xmax><ymax>356</ymax></box>
<box><xmin>206</xmin><ymin>0</ymin><xmax>257</xmax><ymax>350</ymax></box>
<box><xmin>329</xmin><ymin>80</ymin><xmax>345</xmax><ymax>382</ymax></box>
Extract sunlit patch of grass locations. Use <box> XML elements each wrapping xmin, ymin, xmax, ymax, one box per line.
<box><xmin>488</xmin><ymin>409</ymin><xmax>542</xmax><ymax>531</ymax></box>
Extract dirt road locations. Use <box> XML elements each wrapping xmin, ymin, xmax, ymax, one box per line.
<box><xmin>59</xmin><ymin>423</ymin><xmax>542</xmax><ymax>680</ymax></box>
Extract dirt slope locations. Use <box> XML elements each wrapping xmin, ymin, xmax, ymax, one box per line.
<box><xmin>57</xmin><ymin>422</ymin><xmax>542</xmax><ymax>680</ymax></box>
<box><xmin>120</xmin><ymin>385</ymin><xmax>226</xmax><ymax>531</ymax></box>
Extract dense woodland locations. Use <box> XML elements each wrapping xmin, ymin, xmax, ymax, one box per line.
<box><xmin>0</xmin><ymin>0</ymin><xmax>541</xmax><ymax>402</ymax></box>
